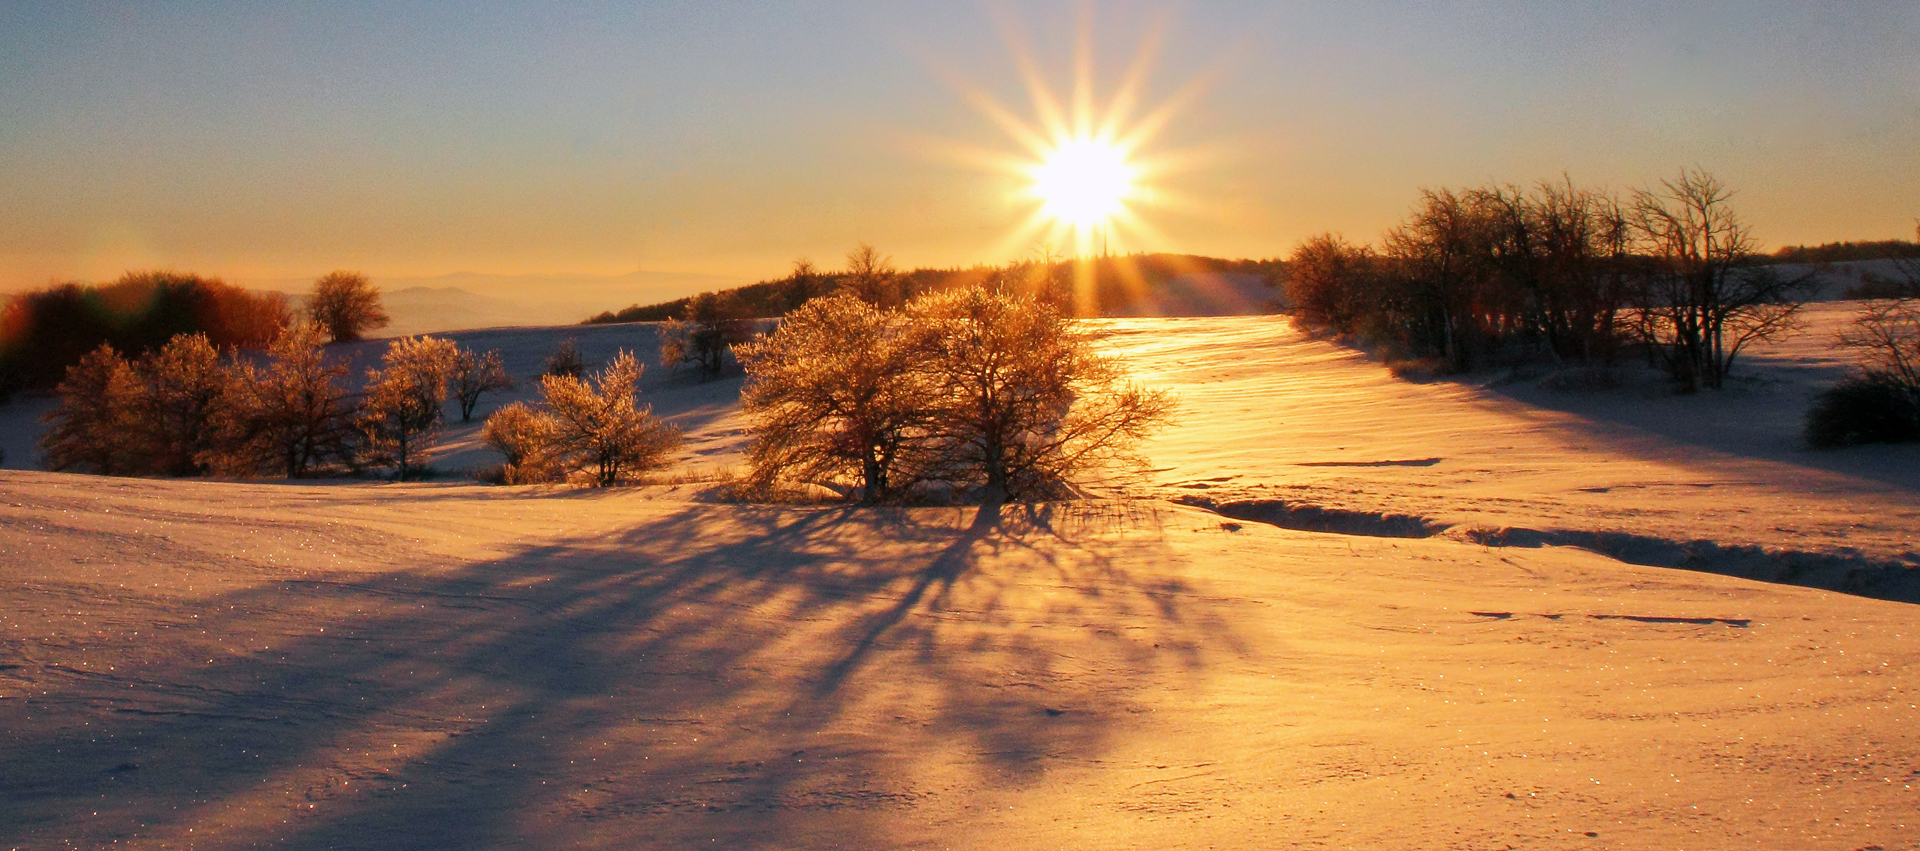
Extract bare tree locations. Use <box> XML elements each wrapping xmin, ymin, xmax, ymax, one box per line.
<box><xmin>1525</xmin><ymin>179</ymin><xmax>1635</xmax><ymax>363</ymax></box>
<box><xmin>1808</xmin><ymin>301</ymin><xmax>1920</xmax><ymax>447</ymax></box>
<box><xmin>1285</xmin><ymin>234</ymin><xmax>1382</xmax><ymax>335</ymax></box>
<box><xmin>1630</xmin><ymin>170</ymin><xmax>1814</xmax><ymax>391</ymax></box>
<box><xmin>842</xmin><ymin>242</ymin><xmax>901</xmax><ymax>307</ymax></box>
<box><xmin>453</xmin><ymin>347</ymin><xmax>513</xmax><ymax>422</ymax></box>
<box><xmin>308</xmin><ymin>271</ymin><xmax>390</xmax><ymax>343</ymax></box>
<box><xmin>1382</xmin><ymin>187</ymin><xmax>1500</xmax><ymax>372</ymax></box>
<box><xmin>545</xmin><ymin>338</ymin><xmax>585</xmax><ymax>378</ymax></box>
<box><xmin>359</xmin><ymin>336</ymin><xmax>459</xmax><ymax>479</ymax></box>
<box><xmin>39</xmin><ymin>344</ymin><xmax>146</xmax><ymax>475</ymax></box>
<box><xmin>660</xmin><ymin>291</ymin><xmax>751</xmax><ymax>381</ymax></box>
<box><xmin>735</xmin><ymin>293</ymin><xmax>937</xmax><ymax>502</ymax></box>
<box><xmin>540</xmin><ymin>350</ymin><xmax>680</xmax><ymax>486</ymax></box>
<box><xmin>1838</xmin><ymin>299</ymin><xmax>1920</xmax><ymax>399</ymax></box>
<box><xmin>482</xmin><ymin>401</ymin><xmax>560</xmax><ymax>484</ymax></box>
<box><xmin>911</xmin><ymin>285</ymin><xmax>1173</xmax><ymax>501</ymax></box>
<box><xmin>210</xmin><ymin>322</ymin><xmax>358</xmax><ymax>478</ymax></box>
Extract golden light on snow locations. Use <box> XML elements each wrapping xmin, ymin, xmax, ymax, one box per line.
<box><xmin>1029</xmin><ymin>136</ymin><xmax>1137</xmax><ymax>229</ymax></box>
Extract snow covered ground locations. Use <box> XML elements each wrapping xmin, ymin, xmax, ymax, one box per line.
<box><xmin>2</xmin><ymin>304</ymin><xmax>1918</xmax><ymax>849</ymax></box>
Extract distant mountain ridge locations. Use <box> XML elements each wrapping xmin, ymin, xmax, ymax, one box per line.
<box><xmin>251</xmin><ymin>269</ymin><xmax>746</xmax><ymax>337</ymax></box>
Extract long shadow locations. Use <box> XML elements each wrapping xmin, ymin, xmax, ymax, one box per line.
<box><xmin>1479</xmin><ymin>358</ymin><xmax>1920</xmax><ymax>493</ymax></box>
<box><xmin>0</xmin><ymin>499</ymin><xmax>1231</xmax><ymax>849</ymax></box>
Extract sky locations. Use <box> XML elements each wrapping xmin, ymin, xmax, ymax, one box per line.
<box><xmin>2</xmin><ymin>1</ymin><xmax>1917</xmax><ymax>297</ymax></box>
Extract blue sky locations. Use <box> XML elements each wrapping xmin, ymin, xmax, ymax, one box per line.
<box><xmin>2</xmin><ymin>1</ymin><xmax>1916</xmax><ymax>293</ymax></box>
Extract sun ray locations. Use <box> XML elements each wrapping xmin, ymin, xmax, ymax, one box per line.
<box><xmin>918</xmin><ymin>4</ymin><xmax>1224</xmax><ymax>290</ymax></box>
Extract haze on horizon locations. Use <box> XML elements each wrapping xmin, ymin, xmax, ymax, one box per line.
<box><xmin>2</xmin><ymin>1</ymin><xmax>1916</xmax><ymax>298</ymax></box>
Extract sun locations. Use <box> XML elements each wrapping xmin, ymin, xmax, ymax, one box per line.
<box><xmin>908</xmin><ymin>6</ymin><xmax>1226</xmax><ymax>293</ymax></box>
<box><xmin>915</xmin><ymin>10</ymin><xmax>1214</xmax><ymax>262</ymax></box>
<box><xmin>1030</xmin><ymin>137</ymin><xmax>1137</xmax><ymax>229</ymax></box>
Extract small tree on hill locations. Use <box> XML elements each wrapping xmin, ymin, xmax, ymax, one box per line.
<box><xmin>39</xmin><ymin>344</ymin><xmax>146</xmax><ymax>475</ymax></box>
<box><xmin>843</xmin><ymin>242</ymin><xmax>902</xmax><ymax>307</ymax></box>
<box><xmin>540</xmin><ymin>350</ymin><xmax>680</xmax><ymax>486</ymax></box>
<box><xmin>660</xmin><ymin>291</ymin><xmax>751</xmax><ymax>381</ymax></box>
<box><xmin>780</xmin><ymin>258</ymin><xmax>824</xmax><ymax>312</ymax></box>
<box><xmin>545</xmin><ymin>338</ymin><xmax>586</xmax><ymax>378</ymax></box>
<box><xmin>211</xmin><ymin>322</ymin><xmax>358</xmax><ymax>478</ymax></box>
<box><xmin>911</xmin><ymin>285</ymin><xmax>1174</xmax><ymax>500</ymax></box>
<box><xmin>735</xmin><ymin>293</ymin><xmax>937</xmax><ymax>502</ymax></box>
<box><xmin>452</xmin><ymin>347</ymin><xmax>513</xmax><ymax>422</ymax></box>
<box><xmin>137</xmin><ymin>333</ymin><xmax>231</xmax><ymax>476</ymax></box>
<box><xmin>359</xmin><ymin>335</ymin><xmax>459</xmax><ymax>479</ymax></box>
<box><xmin>309</xmin><ymin>270</ymin><xmax>390</xmax><ymax>343</ymax></box>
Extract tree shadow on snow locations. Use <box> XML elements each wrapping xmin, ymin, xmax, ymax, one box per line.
<box><xmin>1480</xmin><ymin>362</ymin><xmax>1920</xmax><ymax>493</ymax></box>
<box><xmin>0</xmin><ymin>499</ymin><xmax>1235</xmax><ymax>849</ymax></box>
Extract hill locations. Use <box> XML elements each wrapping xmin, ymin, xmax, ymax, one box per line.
<box><xmin>2</xmin><ymin>309</ymin><xmax>1918</xmax><ymax>847</ymax></box>
<box><xmin>584</xmin><ymin>253</ymin><xmax>1285</xmax><ymax>323</ymax></box>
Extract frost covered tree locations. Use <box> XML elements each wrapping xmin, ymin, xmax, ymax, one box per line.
<box><xmin>359</xmin><ymin>335</ymin><xmax>459</xmax><ymax>478</ymax></box>
<box><xmin>452</xmin><ymin>347</ymin><xmax>513</xmax><ymax>422</ymax></box>
<box><xmin>42</xmin><ymin>334</ymin><xmax>236</xmax><ymax>477</ymax></box>
<box><xmin>911</xmin><ymin>286</ymin><xmax>1174</xmax><ymax>500</ymax></box>
<box><xmin>136</xmin><ymin>333</ymin><xmax>231</xmax><ymax>476</ymax></box>
<box><xmin>736</xmin><ymin>285</ymin><xmax>1173</xmax><ymax>503</ymax></box>
<box><xmin>308</xmin><ymin>271</ymin><xmax>390</xmax><ymax>343</ymax></box>
<box><xmin>482</xmin><ymin>401</ymin><xmax>559</xmax><ymax>484</ymax></box>
<box><xmin>210</xmin><ymin>322</ymin><xmax>358</xmax><ymax>478</ymax></box>
<box><xmin>735</xmin><ymin>293</ymin><xmax>937</xmax><ymax>502</ymax></box>
<box><xmin>539</xmin><ymin>350</ymin><xmax>680</xmax><ymax>486</ymax></box>
<box><xmin>39</xmin><ymin>344</ymin><xmax>146</xmax><ymax>475</ymax></box>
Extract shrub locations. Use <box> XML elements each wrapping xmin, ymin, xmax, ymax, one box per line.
<box><xmin>481</xmin><ymin>402</ymin><xmax>560</xmax><ymax>484</ymax></box>
<box><xmin>1805</xmin><ymin>375</ymin><xmax>1920</xmax><ymax>448</ymax></box>
<box><xmin>308</xmin><ymin>271</ymin><xmax>390</xmax><ymax>343</ymax></box>
<box><xmin>1811</xmin><ymin>297</ymin><xmax>1920</xmax><ymax>448</ymax></box>
<box><xmin>1285</xmin><ymin>234</ymin><xmax>1381</xmax><ymax>335</ymax></box>
<box><xmin>452</xmin><ymin>347</ymin><xmax>513</xmax><ymax>422</ymax></box>
<box><xmin>1837</xmin><ymin>298</ymin><xmax>1920</xmax><ymax>392</ymax></box>
<box><xmin>359</xmin><ymin>336</ymin><xmax>459</xmax><ymax>478</ymax></box>
<box><xmin>539</xmin><ymin>351</ymin><xmax>680</xmax><ymax>486</ymax></box>
<box><xmin>545</xmin><ymin>338</ymin><xmax>585</xmax><ymax>378</ymax></box>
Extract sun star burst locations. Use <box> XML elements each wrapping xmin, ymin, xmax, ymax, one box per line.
<box><xmin>1030</xmin><ymin>137</ymin><xmax>1137</xmax><ymax>229</ymax></box>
